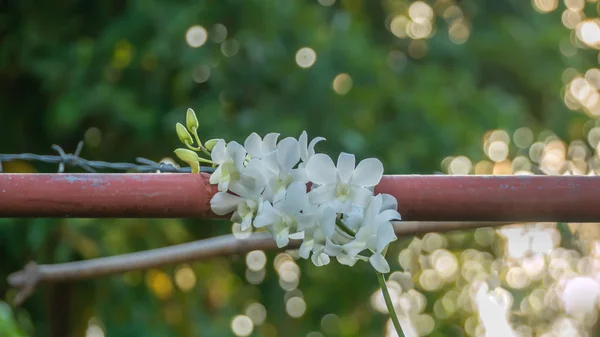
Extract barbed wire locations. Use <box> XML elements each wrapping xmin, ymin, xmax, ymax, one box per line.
<box><xmin>0</xmin><ymin>141</ymin><xmax>215</xmax><ymax>174</ymax></box>
<box><xmin>0</xmin><ymin>141</ymin><xmax>552</xmax><ymax>176</ymax></box>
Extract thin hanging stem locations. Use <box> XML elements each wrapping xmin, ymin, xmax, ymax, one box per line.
<box><xmin>377</xmin><ymin>272</ymin><xmax>404</xmax><ymax>337</ymax></box>
<box><xmin>335</xmin><ymin>218</ymin><xmax>356</xmax><ymax>237</ymax></box>
<box><xmin>197</xmin><ymin>157</ymin><xmax>214</xmax><ymax>165</ymax></box>
<box><xmin>191</xmin><ymin>129</ymin><xmax>212</xmax><ymax>157</ymax></box>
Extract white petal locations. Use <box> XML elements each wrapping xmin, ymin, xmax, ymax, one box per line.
<box><xmin>210</xmin><ymin>192</ymin><xmax>241</xmax><ymax>215</ymax></box>
<box><xmin>324</xmin><ymin>238</ymin><xmax>343</xmax><ymax>256</ymax></box>
<box><xmin>343</xmin><ymin>239</ymin><xmax>367</xmax><ymax>257</ymax></box>
<box><xmin>291</xmin><ymin>167</ymin><xmax>308</xmax><ymax>184</ymax></box>
<box><xmin>288</xmin><ymin>232</ymin><xmax>304</xmax><ymax>240</ymax></box>
<box><xmin>381</xmin><ymin>193</ymin><xmax>398</xmax><ymax>211</ymax></box>
<box><xmin>337</xmin><ymin>253</ymin><xmax>358</xmax><ymax>267</ymax></box>
<box><xmin>369</xmin><ymin>253</ymin><xmax>390</xmax><ymax>273</ymax></box>
<box><xmin>209</xmin><ymin>166</ymin><xmax>223</xmax><ymax>185</ymax></box>
<box><xmin>239</xmin><ymin>160</ymin><xmax>266</xmax><ymax>195</ymax></box>
<box><xmin>336</xmin><ymin>152</ymin><xmax>355</xmax><ymax>183</ymax></box>
<box><xmin>365</xmin><ymin>194</ymin><xmax>383</xmax><ymax>222</ymax></box>
<box><xmin>226</xmin><ymin>141</ymin><xmax>247</xmax><ymax>168</ymax></box>
<box><xmin>299</xmin><ymin>131</ymin><xmax>308</xmax><ymax>162</ymax></box>
<box><xmin>376</xmin><ymin>223</ymin><xmax>397</xmax><ymax>252</ymax></box>
<box><xmin>352</xmin><ymin>158</ymin><xmax>384</xmax><ymax>187</ymax></box>
<box><xmin>306</xmin><ymin>154</ymin><xmax>337</xmax><ymax>185</ymax></box>
<box><xmin>350</xmin><ymin>187</ymin><xmax>374</xmax><ymax>207</ymax></box>
<box><xmin>275</xmin><ymin>227</ymin><xmax>290</xmax><ymax>248</ymax></box>
<box><xmin>277</xmin><ymin>137</ymin><xmax>300</xmax><ymax>172</ymax></box>
<box><xmin>218</xmin><ymin>179</ymin><xmax>230</xmax><ymax>193</ymax></box>
<box><xmin>286</xmin><ymin>181</ymin><xmax>308</xmax><ymax>204</ymax></box>
<box><xmin>308</xmin><ymin>184</ymin><xmax>336</xmax><ymax>204</ymax></box>
<box><xmin>211</xmin><ymin>139</ymin><xmax>227</xmax><ymax>163</ymax></box>
<box><xmin>308</xmin><ymin>136</ymin><xmax>325</xmax><ymax>157</ymax></box>
<box><xmin>283</xmin><ymin>190</ymin><xmax>308</xmax><ymax>216</ymax></box>
<box><xmin>319</xmin><ymin>206</ymin><xmax>337</xmax><ymax>237</ymax></box>
<box><xmin>277</xmin><ymin>186</ymin><xmax>291</xmax><ymax>204</ymax></box>
<box><xmin>253</xmin><ymin>202</ymin><xmax>278</xmax><ymax>228</ymax></box>
<box><xmin>244</xmin><ymin>133</ymin><xmax>263</xmax><ymax>158</ymax></box>
<box><xmin>299</xmin><ymin>239</ymin><xmax>314</xmax><ymax>259</ymax></box>
<box><xmin>263</xmin><ymin>133</ymin><xmax>280</xmax><ymax>153</ymax></box>
<box><xmin>378</xmin><ymin>209</ymin><xmax>401</xmax><ymax>222</ymax></box>
<box><xmin>354</xmin><ymin>225</ymin><xmax>376</xmax><ymax>242</ymax></box>
<box><xmin>240</xmin><ymin>213</ymin><xmax>254</xmax><ymax>231</ymax></box>
<box><xmin>296</xmin><ymin>214</ymin><xmax>316</xmax><ymax>231</ymax></box>
<box><xmin>312</xmin><ymin>252</ymin><xmax>330</xmax><ymax>266</ymax></box>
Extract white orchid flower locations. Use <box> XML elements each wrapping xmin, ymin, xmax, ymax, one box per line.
<box><xmin>305</xmin><ymin>152</ymin><xmax>383</xmax><ymax>210</ymax></box>
<box><xmin>341</xmin><ymin>194</ymin><xmax>400</xmax><ymax>273</ymax></box>
<box><xmin>263</xmin><ymin>137</ymin><xmax>305</xmax><ymax>203</ymax></box>
<box><xmin>203</xmin><ymin>128</ymin><xmax>401</xmax><ymax>274</ymax></box>
<box><xmin>210</xmin><ymin>158</ymin><xmax>268</xmax><ymax>230</ymax></box>
<box><xmin>209</xmin><ymin>140</ymin><xmax>246</xmax><ymax>193</ymax></box>
<box><xmin>298</xmin><ymin>131</ymin><xmax>325</xmax><ymax>168</ymax></box>
<box><xmin>244</xmin><ymin>132</ymin><xmax>280</xmax><ymax>159</ymax></box>
<box><xmin>298</xmin><ymin>205</ymin><xmax>338</xmax><ymax>262</ymax></box>
<box><xmin>253</xmin><ymin>181</ymin><xmax>312</xmax><ymax>247</ymax></box>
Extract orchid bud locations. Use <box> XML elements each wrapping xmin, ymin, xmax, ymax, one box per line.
<box><xmin>186</xmin><ymin>108</ymin><xmax>199</xmax><ymax>132</ymax></box>
<box><xmin>176</xmin><ymin>123</ymin><xmax>193</xmax><ymax>145</ymax></box>
<box><xmin>204</xmin><ymin>139</ymin><xmax>219</xmax><ymax>151</ymax></box>
<box><xmin>174</xmin><ymin>148</ymin><xmax>200</xmax><ymax>173</ymax></box>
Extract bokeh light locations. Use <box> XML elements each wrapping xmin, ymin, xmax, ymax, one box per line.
<box><xmin>146</xmin><ymin>269</ymin><xmax>173</xmax><ymax>300</ymax></box>
<box><xmin>210</xmin><ymin>23</ymin><xmax>227</xmax><ymax>43</ymax></box>
<box><xmin>532</xmin><ymin>0</ymin><xmax>559</xmax><ymax>13</ymax></box>
<box><xmin>86</xmin><ymin>319</ymin><xmax>105</xmax><ymax>337</ymax></box>
<box><xmin>185</xmin><ymin>25</ymin><xmax>208</xmax><ymax>48</ymax></box>
<box><xmin>246</xmin><ymin>250</ymin><xmax>267</xmax><ymax>271</ymax></box>
<box><xmin>174</xmin><ymin>264</ymin><xmax>196</xmax><ymax>292</ymax></box>
<box><xmin>449</xmin><ymin>21</ymin><xmax>470</xmax><ymax>44</ymax></box>
<box><xmin>296</xmin><ymin>47</ymin><xmax>317</xmax><ymax>68</ymax></box>
<box><xmin>286</xmin><ymin>297</ymin><xmax>307</xmax><ymax>318</ymax></box>
<box><xmin>332</xmin><ymin>73</ymin><xmax>353</xmax><ymax>95</ymax></box>
<box><xmin>221</xmin><ymin>39</ymin><xmax>240</xmax><ymax>57</ymax></box>
<box><xmin>245</xmin><ymin>303</ymin><xmax>267</xmax><ymax>325</ymax></box>
<box><xmin>231</xmin><ymin>315</ymin><xmax>254</xmax><ymax>337</ymax></box>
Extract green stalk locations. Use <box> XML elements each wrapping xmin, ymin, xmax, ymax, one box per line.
<box><xmin>335</xmin><ymin>218</ymin><xmax>356</xmax><ymax>237</ymax></box>
<box><xmin>377</xmin><ymin>272</ymin><xmax>404</xmax><ymax>337</ymax></box>
<box><xmin>197</xmin><ymin>157</ymin><xmax>214</xmax><ymax>165</ymax></box>
<box><xmin>191</xmin><ymin>128</ymin><xmax>212</xmax><ymax>157</ymax></box>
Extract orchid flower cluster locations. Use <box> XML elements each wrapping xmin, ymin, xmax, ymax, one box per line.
<box><xmin>174</xmin><ymin>109</ymin><xmax>401</xmax><ymax>273</ymax></box>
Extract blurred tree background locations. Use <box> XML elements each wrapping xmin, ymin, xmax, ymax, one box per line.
<box><xmin>2</xmin><ymin>0</ymin><xmax>600</xmax><ymax>336</ymax></box>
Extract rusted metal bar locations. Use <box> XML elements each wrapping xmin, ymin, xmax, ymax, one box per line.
<box><xmin>0</xmin><ymin>173</ymin><xmax>598</xmax><ymax>221</ymax></box>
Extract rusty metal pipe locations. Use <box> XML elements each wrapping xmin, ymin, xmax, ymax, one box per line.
<box><xmin>0</xmin><ymin>173</ymin><xmax>598</xmax><ymax>222</ymax></box>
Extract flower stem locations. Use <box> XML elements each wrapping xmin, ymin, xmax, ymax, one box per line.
<box><xmin>335</xmin><ymin>219</ymin><xmax>355</xmax><ymax>237</ymax></box>
<box><xmin>197</xmin><ymin>157</ymin><xmax>214</xmax><ymax>165</ymax></box>
<box><xmin>184</xmin><ymin>142</ymin><xmax>201</xmax><ymax>152</ymax></box>
<box><xmin>191</xmin><ymin>128</ymin><xmax>212</xmax><ymax>157</ymax></box>
<box><xmin>376</xmin><ymin>272</ymin><xmax>404</xmax><ymax>337</ymax></box>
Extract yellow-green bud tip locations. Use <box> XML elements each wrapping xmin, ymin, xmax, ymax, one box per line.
<box><xmin>204</xmin><ymin>139</ymin><xmax>219</xmax><ymax>151</ymax></box>
<box><xmin>174</xmin><ymin>148</ymin><xmax>200</xmax><ymax>173</ymax></box>
<box><xmin>176</xmin><ymin>123</ymin><xmax>193</xmax><ymax>145</ymax></box>
<box><xmin>186</xmin><ymin>108</ymin><xmax>199</xmax><ymax>132</ymax></box>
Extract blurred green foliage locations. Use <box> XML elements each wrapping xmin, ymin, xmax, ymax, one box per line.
<box><xmin>1</xmin><ymin>0</ymin><xmax>599</xmax><ymax>336</ymax></box>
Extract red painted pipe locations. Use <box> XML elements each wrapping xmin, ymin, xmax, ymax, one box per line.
<box><xmin>0</xmin><ymin>174</ymin><xmax>598</xmax><ymax>221</ymax></box>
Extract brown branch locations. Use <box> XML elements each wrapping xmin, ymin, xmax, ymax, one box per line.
<box><xmin>7</xmin><ymin>221</ymin><xmax>509</xmax><ymax>305</ymax></box>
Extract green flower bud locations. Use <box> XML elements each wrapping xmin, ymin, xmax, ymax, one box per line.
<box><xmin>186</xmin><ymin>108</ymin><xmax>199</xmax><ymax>132</ymax></box>
<box><xmin>204</xmin><ymin>139</ymin><xmax>219</xmax><ymax>151</ymax></box>
<box><xmin>174</xmin><ymin>148</ymin><xmax>200</xmax><ymax>173</ymax></box>
<box><xmin>176</xmin><ymin>123</ymin><xmax>193</xmax><ymax>145</ymax></box>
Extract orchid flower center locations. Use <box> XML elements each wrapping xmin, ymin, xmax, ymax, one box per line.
<box><xmin>336</xmin><ymin>182</ymin><xmax>350</xmax><ymax>199</ymax></box>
